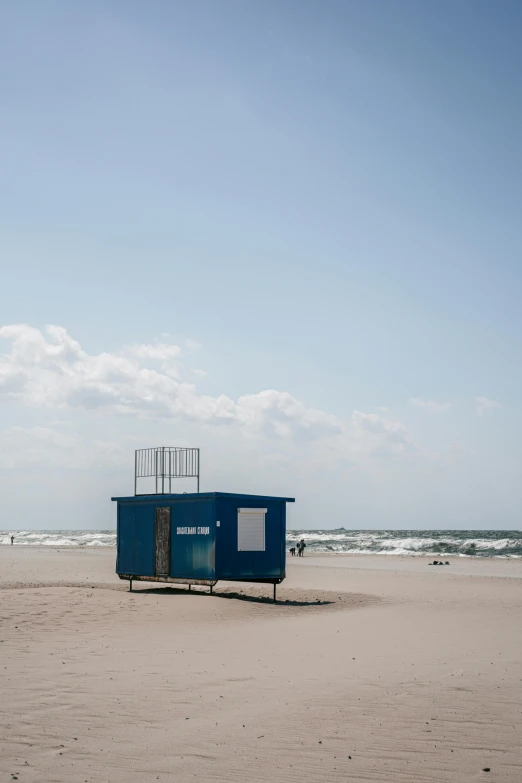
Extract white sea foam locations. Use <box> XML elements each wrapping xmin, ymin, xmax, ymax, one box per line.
<box><xmin>286</xmin><ymin>530</ymin><xmax>522</xmax><ymax>557</ymax></box>
<box><xmin>0</xmin><ymin>530</ymin><xmax>117</xmax><ymax>547</ymax></box>
<box><xmin>1</xmin><ymin>529</ymin><xmax>521</xmax><ymax>556</ymax></box>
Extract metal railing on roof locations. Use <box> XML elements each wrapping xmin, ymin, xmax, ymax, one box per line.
<box><xmin>134</xmin><ymin>447</ymin><xmax>200</xmax><ymax>495</ymax></box>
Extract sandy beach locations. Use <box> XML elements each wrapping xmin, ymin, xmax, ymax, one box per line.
<box><xmin>1</xmin><ymin>548</ymin><xmax>521</xmax><ymax>783</ymax></box>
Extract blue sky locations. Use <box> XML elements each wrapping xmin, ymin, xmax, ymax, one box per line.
<box><xmin>0</xmin><ymin>0</ymin><xmax>520</xmax><ymax>529</ymax></box>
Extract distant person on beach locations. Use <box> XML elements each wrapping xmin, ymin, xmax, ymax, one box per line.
<box><xmin>11</xmin><ymin>535</ymin><xmax>14</xmax><ymax>545</ymax></box>
<box><xmin>289</xmin><ymin>547</ymin><xmax>296</xmax><ymax>557</ymax></box>
<box><xmin>298</xmin><ymin>539</ymin><xmax>306</xmax><ymax>557</ymax></box>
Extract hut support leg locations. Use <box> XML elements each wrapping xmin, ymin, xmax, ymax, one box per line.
<box><xmin>129</xmin><ymin>578</ymin><xmax>133</xmax><ymax>592</ymax></box>
<box><xmin>188</xmin><ymin>584</ymin><xmax>191</xmax><ymax>592</ymax></box>
<box><xmin>210</xmin><ymin>584</ymin><xmax>213</xmax><ymax>595</ymax></box>
<box><xmin>273</xmin><ymin>583</ymin><xmax>277</xmax><ymax>603</ymax></box>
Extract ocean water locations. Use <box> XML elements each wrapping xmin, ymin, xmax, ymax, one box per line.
<box><xmin>0</xmin><ymin>530</ymin><xmax>116</xmax><ymax>548</ymax></box>
<box><xmin>287</xmin><ymin>530</ymin><xmax>522</xmax><ymax>558</ymax></box>
<box><xmin>1</xmin><ymin>529</ymin><xmax>521</xmax><ymax>557</ymax></box>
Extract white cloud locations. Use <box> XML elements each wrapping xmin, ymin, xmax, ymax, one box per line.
<box><xmin>191</xmin><ymin>368</ymin><xmax>208</xmax><ymax>378</ymax></box>
<box><xmin>0</xmin><ymin>324</ymin><xmax>341</xmax><ymax>440</ymax></box>
<box><xmin>235</xmin><ymin>390</ymin><xmax>342</xmax><ymax>439</ymax></box>
<box><xmin>0</xmin><ymin>425</ymin><xmax>126</xmax><ymax>469</ymax></box>
<box><xmin>185</xmin><ymin>339</ymin><xmax>202</xmax><ymax>352</ymax></box>
<box><xmin>8</xmin><ymin>425</ymin><xmax>76</xmax><ymax>449</ymax></box>
<box><xmin>0</xmin><ymin>324</ymin><xmax>418</xmax><ymax>467</ymax></box>
<box><xmin>127</xmin><ymin>342</ymin><xmax>182</xmax><ymax>361</ymax></box>
<box><xmin>409</xmin><ymin>397</ymin><xmax>452</xmax><ymax>413</ymax></box>
<box><xmin>475</xmin><ymin>397</ymin><xmax>500</xmax><ymax>417</ymax></box>
<box><xmin>351</xmin><ymin>411</ymin><xmax>412</xmax><ymax>455</ymax></box>
<box><xmin>125</xmin><ymin>341</ymin><xmax>183</xmax><ymax>378</ymax></box>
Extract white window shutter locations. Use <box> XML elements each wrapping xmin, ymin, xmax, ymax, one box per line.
<box><xmin>237</xmin><ymin>508</ymin><xmax>266</xmax><ymax>552</ymax></box>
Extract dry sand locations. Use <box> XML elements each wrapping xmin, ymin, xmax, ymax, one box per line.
<box><xmin>1</xmin><ymin>548</ymin><xmax>521</xmax><ymax>783</ymax></box>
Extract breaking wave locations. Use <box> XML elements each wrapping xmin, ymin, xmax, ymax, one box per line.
<box><xmin>286</xmin><ymin>529</ymin><xmax>522</xmax><ymax>558</ymax></box>
<box><xmin>1</xmin><ymin>529</ymin><xmax>521</xmax><ymax>557</ymax></box>
<box><xmin>0</xmin><ymin>530</ymin><xmax>116</xmax><ymax>547</ymax></box>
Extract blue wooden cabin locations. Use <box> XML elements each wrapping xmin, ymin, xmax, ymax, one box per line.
<box><xmin>112</xmin><ymin>492</ymin><xmax>295</xmax><ymax>598</ymax></box>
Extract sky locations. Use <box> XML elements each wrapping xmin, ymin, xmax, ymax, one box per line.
<box><xmin>1</xmin><ymin>0</ymin><xmax>521</xmax><ymax>530</ymax></box>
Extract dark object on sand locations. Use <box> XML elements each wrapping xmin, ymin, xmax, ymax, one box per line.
<box><xmin>113</xmin><ymin>479</ymin><xmax>294</xmax><ymax>603</ymax></box>
<box><xmin>482</xmin><ymin>768</ymin><xmax>491</xmax><ymax>772</ymax></box>
<box><xmin>445</xmin><ymin>561</ymin><xmax>450</xmax><ymax>565</ymax></box>
<box><xmin>430</xmin><ymin>560</ymin><xmax>439</xmax><ymax>565</ymax></box>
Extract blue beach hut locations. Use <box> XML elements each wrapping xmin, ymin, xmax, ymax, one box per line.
<box><xmin>112</xmin><ymin>448</ymin><xmax>294</xmax><ymax>600</ymax></box>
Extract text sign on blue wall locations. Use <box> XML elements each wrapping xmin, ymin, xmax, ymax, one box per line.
<box><xmin>176</xmin><ymin>526</ymin><xmax>210</xmax><ymax>535</ymax></box>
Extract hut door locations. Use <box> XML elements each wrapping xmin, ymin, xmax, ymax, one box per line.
<box><xmin>155</xmin><ymin>507</ymin><xmax>171</xmax><ymax>576</ymax></box>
